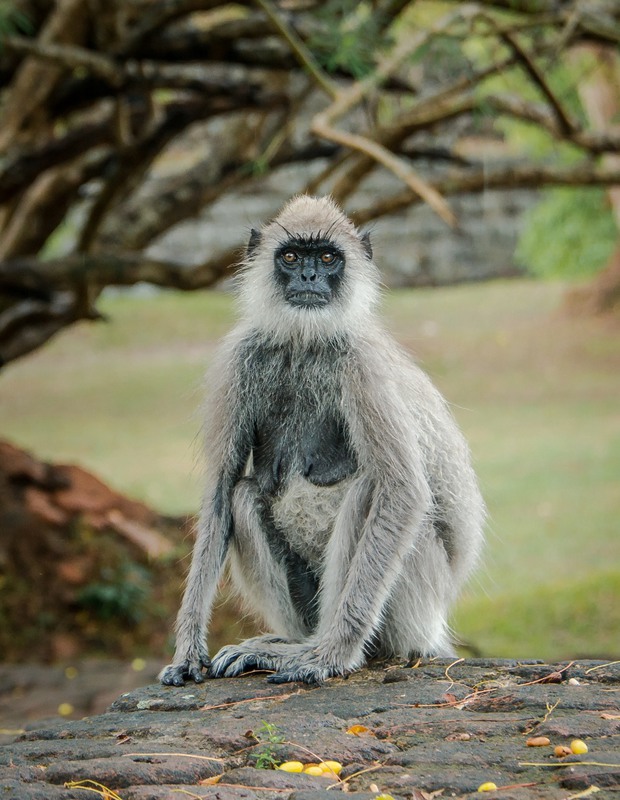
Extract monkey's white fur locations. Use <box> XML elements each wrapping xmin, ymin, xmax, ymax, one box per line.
<box><xmin>237</xmin><ymin>195</ymin><xmax>380</xmax><ymax>345</ymax></box>
<box><xmin>160</xmin><ymin>195</ymin><xmax>485</xmax><ymax>686</ymax></box>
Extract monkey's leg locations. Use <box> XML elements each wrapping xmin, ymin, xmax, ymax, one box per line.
<box><xmin>381</xmin><ymin>523</ymin><xmax>457</xmax><ymax>659</ymax></box>
<box><xmin>159</xmin><ymin>497</ymin><xmax>230</xmax><ymax>686</ymax></box>
<box><xmin>265</xmin><ymin>474</ymin><xmax>431</xmax><ymax>684</ymax></box>
<box><xmin>210</xmin><ymin>478</ymin><xmax>313</xmax><ymax>678</ymax></box>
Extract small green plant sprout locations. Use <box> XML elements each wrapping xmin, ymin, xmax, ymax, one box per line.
<box><xmin>258</xmin><ymin>720</ymin><xmax>285</xmax><ymax>744</ymax></box>
<box><xmin>252</xmin><ymin>720</ymin><xmax>285</xmax><ymax>770</ymax></box>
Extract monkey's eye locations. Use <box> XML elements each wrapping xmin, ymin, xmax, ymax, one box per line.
<box><xmin>321</xmin><ymin>251</ymin><xmax>336</xmax><ymax>265</ymax></box>
<box><xmin>282</xmin><ymin>251</ymin><xmax>298</xmax><ymax>264</ymax></box>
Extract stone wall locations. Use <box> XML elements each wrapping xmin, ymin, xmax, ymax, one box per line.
<box><xmin>149</xmin><ymin>163</ymin><xmax>536</xmax><ymax>289</ymax></box>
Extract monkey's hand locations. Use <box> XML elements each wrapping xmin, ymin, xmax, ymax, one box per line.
<box><xmin>159</xmin><ymin>647</ymin><xmax>211</xmax><ymax>686</ymax></box>
<box><xmin>210</xmin><ymin>636</ymin><xmax>351</xmax><ymax>685</ymax></box>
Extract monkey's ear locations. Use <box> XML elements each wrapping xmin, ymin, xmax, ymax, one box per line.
<box><xmin>247</xmin><ymin>228</ymin><xmax>262</xmax><ymax>258</ymax></box>
<box><xmin>361</xmin><ymin>231</ymin><xmax>373</xmax><ymax>259</ymax></box>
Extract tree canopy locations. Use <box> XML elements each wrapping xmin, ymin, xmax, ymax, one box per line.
<box><xmin>1</xmin><ymin>0</ymin><xmax>620</xmax><ymax>367</ymax></box>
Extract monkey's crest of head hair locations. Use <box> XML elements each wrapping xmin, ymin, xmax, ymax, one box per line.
<box><xmin>238</xmin><ymin>195</ymin><xmax>381</xmax><ymax>343</ymax></box>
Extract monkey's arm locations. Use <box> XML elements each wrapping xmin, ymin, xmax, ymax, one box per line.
<box><xmin>160</xmin><ymin>344</ymin><xmax>254</xmax><ymax>686</ymax></box>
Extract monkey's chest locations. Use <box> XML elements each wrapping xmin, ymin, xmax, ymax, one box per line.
<box><xmin>252</xmin><ymin>407</ymin><xmax>357</xmax><ymax>492</ymax></box>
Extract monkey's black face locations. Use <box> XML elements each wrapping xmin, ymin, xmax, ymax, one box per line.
<box><xmin>274</xmin><ymin>237</ymin><xmax>345</xmax><ymax>308</ymax></box>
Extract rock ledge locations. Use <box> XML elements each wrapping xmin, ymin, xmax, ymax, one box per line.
<box><xmin>1</xmin><ymin>658</ymin><xmax>619</xmax><ymax>800</ymax></box>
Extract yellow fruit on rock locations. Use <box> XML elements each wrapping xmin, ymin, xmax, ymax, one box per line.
<box><xmin>477</xmin><ymin>782</ymin><xmax>498</xmax><ymax>792</ymax></box>
<box><xmin>278</xmin><ymin>761</ymin><xmax>304</xmax><ymax>773</ymax></box>
<box><xmin>320</xmin><ymin>761</ymin><xmax>342</xmax><ymax>775</ymax></box>
<box><xmin>303</xmin><ymin>765</ymin><xmax>325</xmax><ymax>776</ymax></box>
<box><xmin>570</xmin><ymin>739</ymin><xmax>588</xmax><ymax>754</ymax></box>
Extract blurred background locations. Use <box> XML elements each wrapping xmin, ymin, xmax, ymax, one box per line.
<box><xmin>0</xmin><ymin>0</ymin><xmax>618</xmax><ymax>727</ymax></box>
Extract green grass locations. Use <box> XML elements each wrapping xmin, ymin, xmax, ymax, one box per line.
<box><xmin>1</xmin><ymin>279</ymin><xmax>618</xmax><ymax>660</ymax></box>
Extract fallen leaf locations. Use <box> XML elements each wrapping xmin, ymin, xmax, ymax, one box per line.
<box><xmin>419</xmin><ymin>790</ymin><xmax>444</xmax><ymax>800</ymax></box>
<box><xmin>199</xmin><ymin>774</ymin><xmax>223</xmax><ymax>785</ymax></box>
<box><xmin>526</xmin><ymin>736</ymin><xmax>551</xmax><ymax>747</ymax></box>
<box><xmin>346</xmin><ymin>724</ymin><xmax>372</xmax><ymax>736</ymax></box>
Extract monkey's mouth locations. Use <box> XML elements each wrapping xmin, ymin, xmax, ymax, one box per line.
<box><xmin>287</xmin><ymin>291</ymin><xmax>330</xmax><ymax>308</ymax></box>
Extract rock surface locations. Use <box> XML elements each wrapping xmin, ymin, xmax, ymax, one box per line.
<box><xmin>1</xmin><ymin>659</ymin><xmax>618</xmax><ymax>800</ymax></box>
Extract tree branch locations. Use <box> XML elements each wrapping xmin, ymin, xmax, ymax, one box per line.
<box><xmin>308</xmin><ymin>7</ymin><xmax>479</xmax><ymax>228</ymax></box>
<box><xmin>0</xmin><ymin>291</ymin><xmax>78</xmax><ymax>368</ymax></box>
<box><xmin>0</xmin><ymin>114</ymin><xmax>116</xmax><ymax>204</ymax></box>
<box><xmin>486</xmin><ymin>93</ymin><xmax>620</xmax><ymax>153</ymax></box>
<box><xmin>0</xmin><ymin>250</ymin><xmax>238</xmax><ymax>294</ymax></box>
<box><xmin>498</xmin><ymin>28</ymin><xmax>576</xmax><ymax>135</ymax></box>
<box><xmin>4</xmin><ymin>35</ymin><xmax>124</xmax><ymax>86</ymax></box>
<box><xmin>254</xmin><ymin>0</ymin><xmax>338</xmax><ymax>99</ymax></box>
<box><xmin>353</xmin><ymin>161</ymin><xmax>620</xmax><ymax>225</ymax></box>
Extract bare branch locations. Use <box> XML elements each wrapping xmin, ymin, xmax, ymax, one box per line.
<box><xmin>308</xmin><ymin>7</ymin><xmax>479</xmax><ymax>228</ymax></box>
<box><xmin>312</xmin><ymin>113</ymin><xmax>458</xmax><ymax>227</ymax></box>
<box><xmin>0</xmin><ymin>113</ymin><xmax>115</xmax><ymax>204</ymax></box>
<box><xmin>498</xmin><ymin>28</ymin><xmax>576</xmax><ymax>135</ymax></box>
<box><xmin>117</xmin><ymin>0</ymin><xmax>243</xmax><ymax>54</ymax></box>
<box><xmin>0</xmin><ymin>250</ymin><xmax>237</xmax><ymax>294</ymax></box>
<box><xmin>97</xmin><ymin>140</ymin><xmax>339</xmax><ymax>251</ymax></box>
<box><xmin>0</xmin><ymin>147</ymin><xmax>112</xmax><ymax>260</ymax></box>
<box><xmin>486</xmin><ymin>93</ymin><xmax>620</xmax><ymax>153</ymax></box>
<box><xmin>322</xmin><ymin>56</ymin><xmax>516</xmax><ymax>202</ymax></box>
<box><xmin>255</xmin><ymin>0</ymin><xmax>338</xmax><ymax>99</ymax></box>
<box><xmin>353</xmin><ymin>161</ymin><xmax>620</xmax><ymax>225</ymax></box>
<box><xmin>4</xmin><ymin>35</ymin><xmax>124</xmax><ymax>86</ymax></box>
<box><xmin>0</xmin><ymin>291</ymin><xmax>78</xmax><ymax>368</ymax></box>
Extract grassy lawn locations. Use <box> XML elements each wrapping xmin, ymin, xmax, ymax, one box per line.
<box><xmin>1</xmin><ymin>279</ymin><xmax>618</xmax><ymax>661</ymax></box>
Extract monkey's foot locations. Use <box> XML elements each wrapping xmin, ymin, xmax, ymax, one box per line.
<box><xmin>159</xmin><ymin>652</ymin><xmax>211</xmax><ymax>686</ymax></box>
<box><xmin>267</xmin><ymin>664</ymin><xmax>343</xmax><ymax>685</ymax></box>
<box><xmin>209</xmin><ymin>635</ymin><xmax>292</xmax><ymax>678</ymax></box>
<box><xmin>268</xmin><ymin>640</ymin><xmax>354</xmax><ymax>684</ymax></box>
<box><xmin>211</xmin><ymin>637</ymin><xmax>350</xmax><ymax>684</ymax></box>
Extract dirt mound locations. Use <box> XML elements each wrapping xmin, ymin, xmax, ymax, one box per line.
<box><xmin>0</xmin><ymin>440</ymin><xmax>255</xmax><ymax>663</ymax></box>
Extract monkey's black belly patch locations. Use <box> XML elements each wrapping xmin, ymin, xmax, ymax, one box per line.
<box><xmin>254</xmin><ymin>414</ymin><xmax>357</xmax><ymax>491</ymax></box>
<box><xmin>300</xmin><ymin>416</ymin><xmax>357</xmax><ymax>486</ymax></box>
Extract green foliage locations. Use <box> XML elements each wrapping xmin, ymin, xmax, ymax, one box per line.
<box><xmin>257</xmin><ymin>721</ymin><xmax>285</xmax><ymax>744</ymax></box>
<box><xmin>76</xmin><ymin>563</ymin><xmax>152</xmax><ymax>623</ymax></box>
<box><xmin>468</xmin><ymin>27</ymin><xmax>618</xmax><ymax>281</ymax></box>
<box><xmin>410</xmin><ymin>33</ymin><xmax>472</xmax><ymax>84</ymax></box>
<box><xmin>307</xmin><ymin>1</ymin><xmax>390</xmax><ymax>78</ymax></box>
<box><xmin>0</xmin><ymin>1</ymin><xmax>32</xmax><ymax>44</ymax></box>
<box><xmin>516</xmin><ymin>188</ymin><xmax>617</xmax><ymax>278</ymax></box>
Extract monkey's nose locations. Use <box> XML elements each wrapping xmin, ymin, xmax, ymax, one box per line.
<box><xmin>301</xmin><ymin>269</ymin><xmax>317</xmax><ymax>282</ymax></box>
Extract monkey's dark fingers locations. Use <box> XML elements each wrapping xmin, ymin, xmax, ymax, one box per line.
<box><xmin>159</xmin><ymin>658</ymin><xmax>209</xmax><ymax>686</ymax></box>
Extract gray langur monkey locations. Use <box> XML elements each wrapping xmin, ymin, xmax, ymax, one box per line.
<box><xmin>160</xmin><ymin>195</ymin><xmax>485</xmax><ymax>687</ymax></box>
